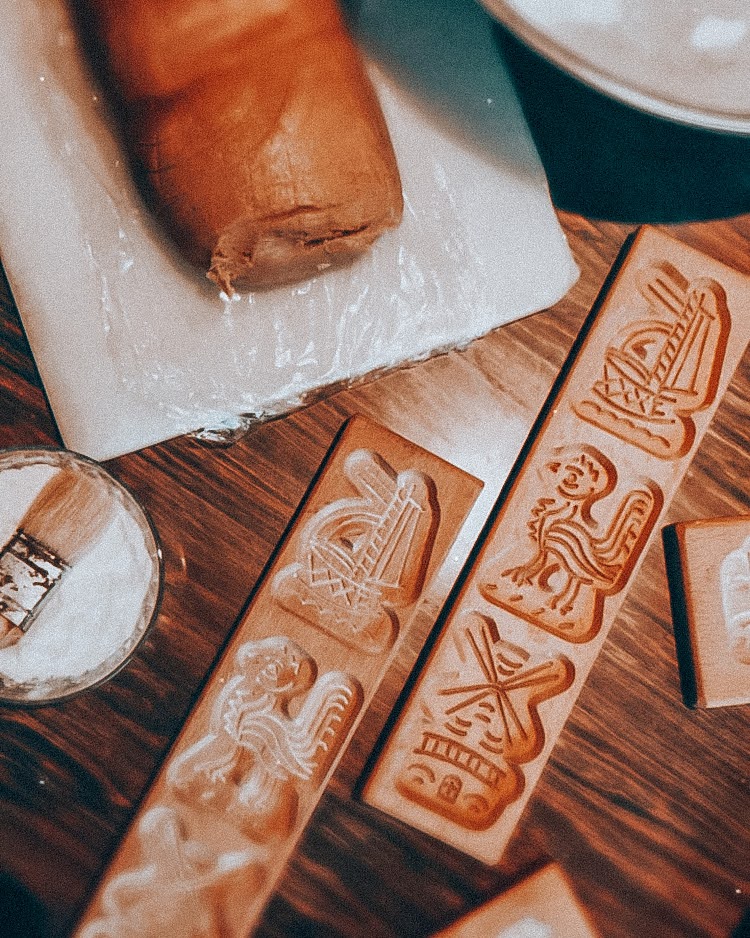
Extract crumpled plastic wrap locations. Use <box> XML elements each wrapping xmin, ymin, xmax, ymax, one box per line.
<box><xmin>0</xmin><ymin>0</ymin><xmax>578</xmax><ymax>460</ymax></box>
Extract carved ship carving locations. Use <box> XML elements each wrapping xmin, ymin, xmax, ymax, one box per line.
<box><xmin>273</xmin><ymin>449</ymin><xmax>438</xmax><ymax>653</ymax></box>
<box><xmin>574</xmin><ymin>263</ymin><xmax>730</xmax><ymax>458</ymax></box>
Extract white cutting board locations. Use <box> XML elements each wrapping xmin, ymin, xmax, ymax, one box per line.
<box><xmin>0</xmin><ymin>0</ymin><xmax>577</xmax><ymax>461</ymax></box>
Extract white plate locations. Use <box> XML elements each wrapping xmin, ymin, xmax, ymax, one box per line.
<box><xmin>480</xmin><ymin>0</ymin><xmax>750</xmax><ymax>134</ymax></box>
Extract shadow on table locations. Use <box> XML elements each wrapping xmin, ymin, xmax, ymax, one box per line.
<box><xmin>732</xmin><ymin>905</ymin><xmax>750</xmax><ymax>938</ymax></box>
<box><xmin>494</xmin><ymin>24</ymin><xmax>750</xmax><ymax>224</ymax></box>
<box><xmin>0</xmin><ymin>873</ymin><xmax>48</xmax><ymax>938</ymax></box>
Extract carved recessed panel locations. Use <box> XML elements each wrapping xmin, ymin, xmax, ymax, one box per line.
<box><xmin>167</xmin><ymin>636</ymin><xmax>363</xmax><ymax>839</ymax></box>
<box><xmin>74</xmin><ymin>415</ymin><xmax>483</xmax><ymax>937</ymax></box>
<box><xmin>78</xmin><ymin>635</ymin><xmax>360</xmax><ymax>938</ymax></box>
<box><xmin>396</xmin><ymin>612</ymin><xmax>573</xmax><ymax>830</ymax></box>
<box><xmin>574</xmin><ymin>264</ymin><xmax>730</xmax><ymax>459</ymax></box>
<box><xmin>665</xmin><ymin>516</ymin><xmax>750</xmax><ymax>709</ymax></box>
<box><xmin>77</xmin><ymin>806</ymin><xmax>265</xmax><ymax>938</ymax></box>
<box><xmin>720</xmin><ymin>535</ymin><xmax>750</xmax><ymax>666</ymax></box>
<box><xmin>363</xmin><ymin>227</ymin><xmax>750</xmax><ymax>864</ymax></box>
<box><xmin>479</xmin><ymin>446</ymin><xmax>663</xmax><ymax>643</ymax></box>
<box><xmin>273</xmin><ymin>448</ymin><xmax>438</xmax><ymax>654</ymax></box>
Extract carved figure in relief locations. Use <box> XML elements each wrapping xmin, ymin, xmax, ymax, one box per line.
<box><xmin>479</xmin><ymin>447</ymin><xmax>661</xmax><ymax>643</ymax></box>
<box><xmin>78</xmin><ymin>805</ymin><xmax>262</xmax><ymax>938</ymax></box>
<box><xmin>273</xmin><ymin>448</ymin><xmax>438</xmax><ymax>653</ymax></box>
<box><xmin>720</xmin><ymin>535</ymin><xmax>750</xmax><ymax>664</ymax></box>
<box><xmin>574</xmin><ymin>263</ymin><xmax>730</xmax><ymax>458</ymax></box>
<box><xmin>167</xmin><ymin>636</ymin><xmax>362</xmax><ymax>840</ymax></box>
<box><xmin>397</xmin><ymin>612</ymin><xmax>573</xmax><ymax>830</ymax></box>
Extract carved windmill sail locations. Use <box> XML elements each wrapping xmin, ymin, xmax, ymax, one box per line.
<box><xmin>274</xmin><ymin>449</ymin><xmax>436</xmax><ymax>653</ymax></box>
<box><xmin>396</xmin><ymin>612</ymin><xmax>573</xmax><ymax>830</ymax></box>
<box><xmin>575</xmin><ymin>262</ymin><xmax>730</xmax><ymax>457</ymax></box>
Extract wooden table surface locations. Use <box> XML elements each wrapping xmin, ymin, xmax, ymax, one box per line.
<box><xmin>1</xmin><ymin>140</ymin><xmax>749</xmax><ymax>938</ymax></box>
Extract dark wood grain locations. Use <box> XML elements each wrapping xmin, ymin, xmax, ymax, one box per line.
<box><xmin>0</xmin><ymin>211</ymin><xmax>748</xmax><ymax>938</ymax></box>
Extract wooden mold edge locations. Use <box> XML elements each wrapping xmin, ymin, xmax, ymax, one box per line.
<box><xmin>361</xmin><ymin>225</ymin><xmax>750</xmax><ymax>864</ymax></box>
<box><xmin>429</xmin><ymin>863</ymin><xmax>600</xmax><ymax>937</ymax></box>
<box><xmin>73</xmin><ymin>414</ymin><xmax>483</xmax><ymax>938</ymax></box>
<box><xmin>664</xmin><ymin>514</ymin><xmax>750</xmax><ymax>708</ymax></box>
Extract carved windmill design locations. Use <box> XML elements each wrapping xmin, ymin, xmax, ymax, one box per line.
<box><xmin>397</xmin><ymin>613</ymin><xmax>572</xmax><ymax>829</ymax></box>
<box><xmin>273</xmin><ymin>449</ymin><xmax>437</xmax><ymax>653</ymax></box>
<box><xmin>574</xmin><ymin>262</ymin><xmax>730</xmax><ymax>457</ymax></box>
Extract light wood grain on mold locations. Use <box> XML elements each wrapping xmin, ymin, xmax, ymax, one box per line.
<box><xmin>431</xmin><ymin>863</ymin><xmax>599</xmax><ymax>937</ymax></box>
<box><xmin>362</xmin><ymin>225</ymin><xmax>750</xmax><ymax>865</ymax></box>
<box><xmin>72</xmin><ymin>415</ymin><xmax>482</xmax><ymax>938</ymax></box>
<box><xmin>665</xmin><ymin>515</ymin><xmax>750</xmax><ymax>708</ymax></box>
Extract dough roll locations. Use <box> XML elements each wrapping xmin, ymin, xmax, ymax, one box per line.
<box><xmin>74</xmin><ymin>0</ymin><xmax>404</xmax><ymax>292</ymax></box>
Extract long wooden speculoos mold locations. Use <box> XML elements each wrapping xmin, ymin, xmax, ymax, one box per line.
<box><xmin>362</xmin><ymin>226</ymin><xmax>750</xmax><ymax>864</ymax></box>
<box><xmin>73</xmin><ymin>415</ymin><xmax>482</xmax><ymax>937</ymax></box>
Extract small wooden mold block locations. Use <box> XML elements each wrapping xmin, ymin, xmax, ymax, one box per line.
<box><xmin>73</xmin><ymin>415</ymin><xmax>482</xmax><ymax>938</ymax></box>
<box><xmin>430</xmin><ymin>863</ymin><xmax>599</xmax><ymax>937</ymax></box>
<box><xmin>664</xmin><ymin>515</ymin><xmax>750</xmax><ymax>708</ymax></box>
<box><xmin>362</xmin><ymin>225</ymin><xmax>750</xmax><ymax>864</ymax></box>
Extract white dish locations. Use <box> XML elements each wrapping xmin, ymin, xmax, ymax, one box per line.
<box><xmin>0</xmin><ymin>448</ymin><xmax>161</xmax><ymax>704</ymax></box>
<box><xmin>480</xmin><ymin>0</ymin><xmax>750</xmax><ymax>134</ymax></box>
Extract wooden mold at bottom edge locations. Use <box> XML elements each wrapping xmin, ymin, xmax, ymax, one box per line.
<box><xmin>430</xmin><ymin>863</ymin><xmax>600</xmax><ymax>937</ymax></box>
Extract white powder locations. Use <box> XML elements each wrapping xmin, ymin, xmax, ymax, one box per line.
<box><xmin>0</xmin><ymin>453</ymin><xmax>160</xmax><ymax>702</ymax></box>
<box><xmin>691</xmin><ymin>15</ymin><xmax>747</xmax><ymax>52</ymax></box>
<box><xmin>496</xmin><ymin>917</ymin><xmax>553</xmax><ymax>938</ymax></box>
<box><xmin>507</xmin><ymin>0</ymin><xmax>623</xmax><ymax>29</ymax></box>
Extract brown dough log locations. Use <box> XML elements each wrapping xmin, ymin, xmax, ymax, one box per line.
<box><xmin>75</xmin><ymin>0</ymin><xmax>404</xmax><ymax>293</ymax></box>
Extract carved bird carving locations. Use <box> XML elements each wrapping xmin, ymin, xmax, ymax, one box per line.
<box><xmin>496</xmin><ymin>449</ymin><xmax>657</xmax><ymax>618</ymax></box>
<box><xmin>167</xmin><ymin>636</ymin><xmax>361</xmax><ymax>840</ymax></box>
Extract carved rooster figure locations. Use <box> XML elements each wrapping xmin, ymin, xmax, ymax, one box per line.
<box><xmin>77</xmin><ymin>640</ymin><xmax>362</xmax><ymax>938</ymax></box>
<box><xmin>481</xmin><ymin>447</ymin><xmax>660</xmax><ymax>642</ymax></box>
<box><xmin>167</xmin><ymin>636</ymin><xmax>362</xmax><ymax>840</ymax></box>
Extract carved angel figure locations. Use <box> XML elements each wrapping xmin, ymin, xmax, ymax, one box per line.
<box><xmin>167</xmin><ymin>636</ymin><xmax>362</xmax><ymax>840</ymax></box>
<box><xmin>481</xmin><ymin>447</ymin><xmax>661</xmax><ymax>642</ymax></box>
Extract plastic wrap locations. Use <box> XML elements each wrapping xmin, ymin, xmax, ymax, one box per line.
<box><xmin>0</xmin><ymin>0</ymin><xmax>578</xmax><ymax>460</ymax></box>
